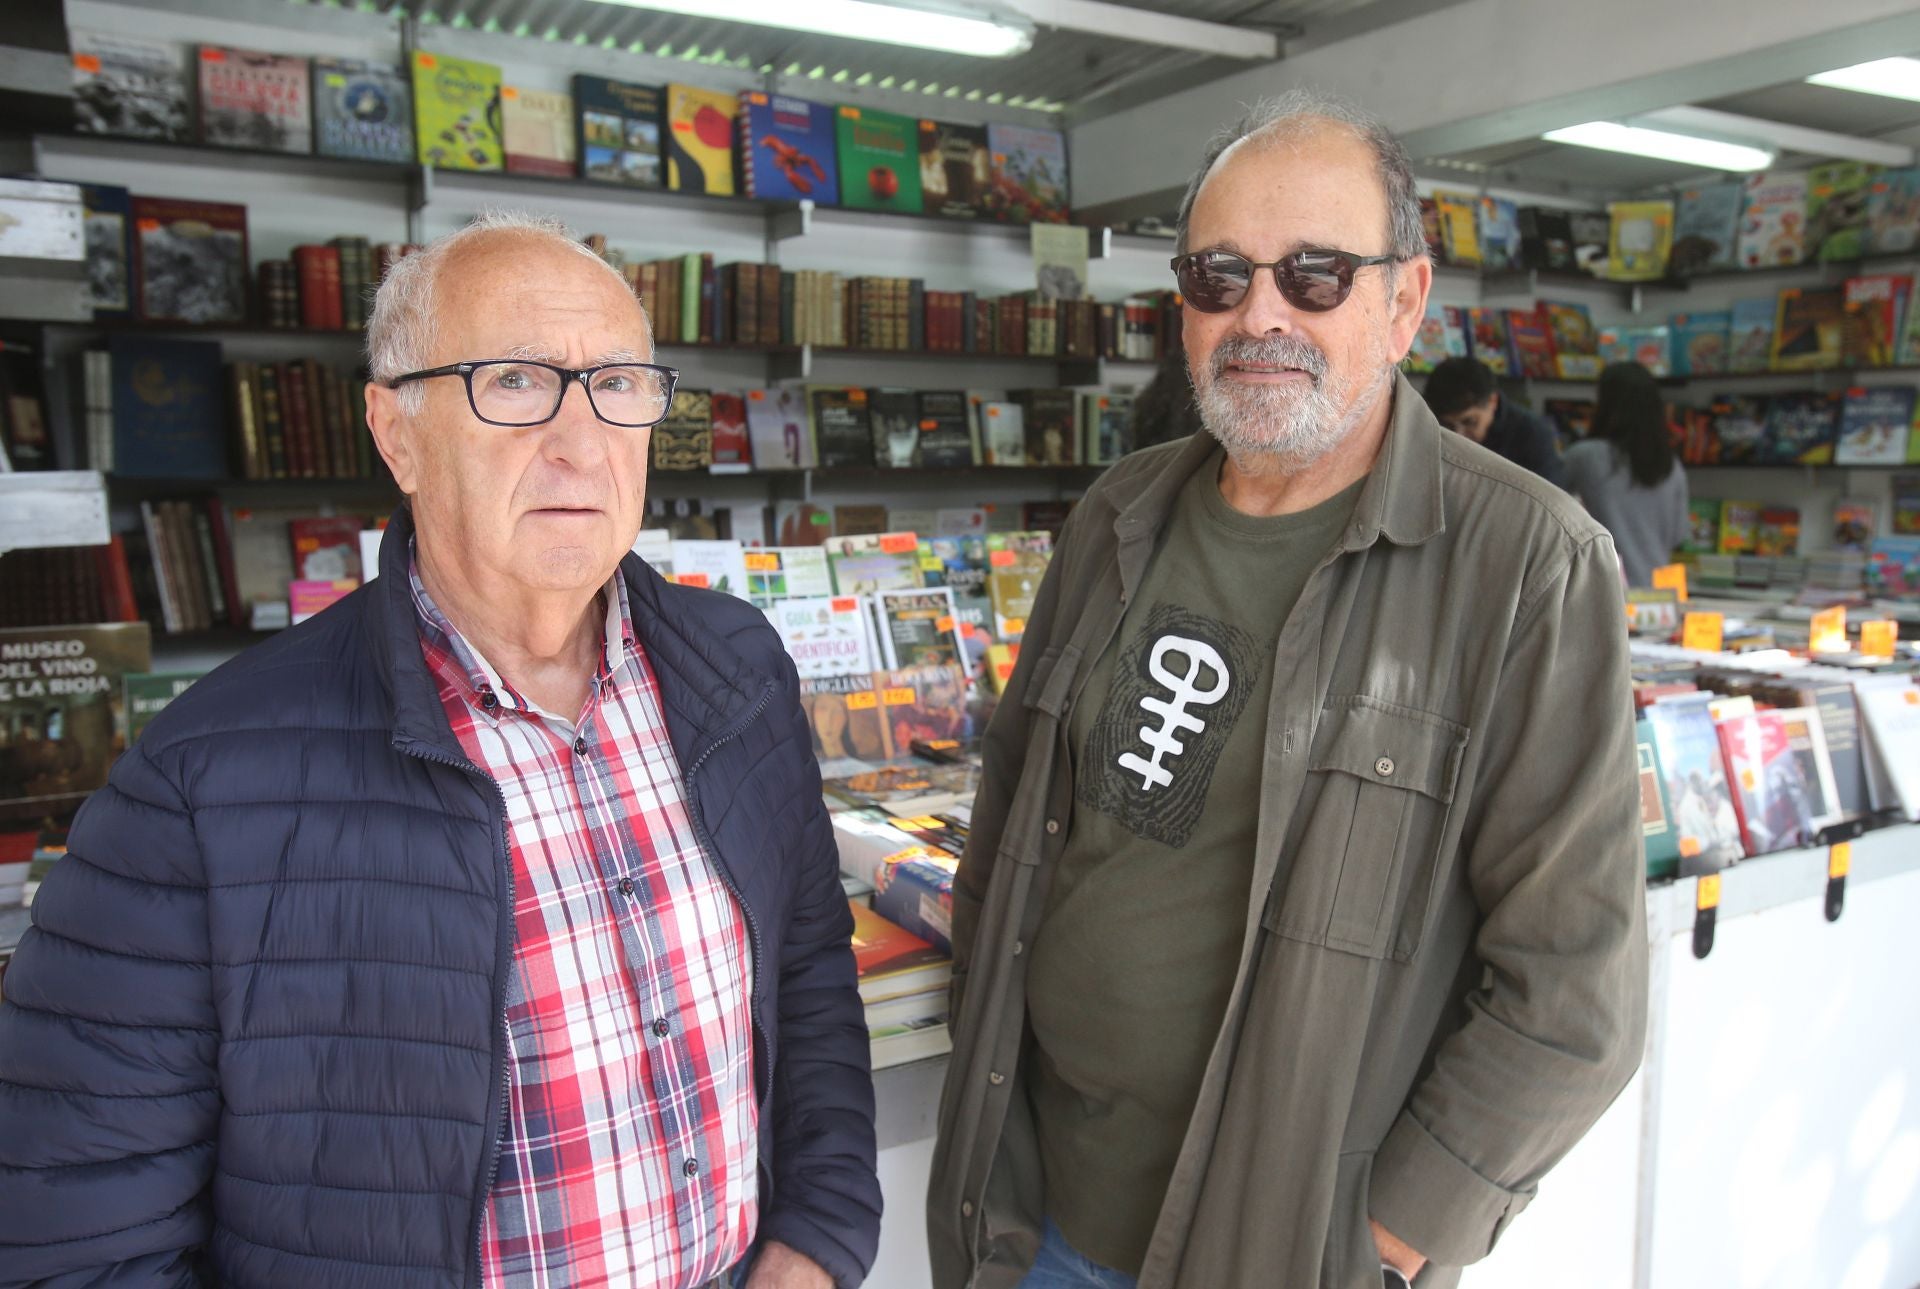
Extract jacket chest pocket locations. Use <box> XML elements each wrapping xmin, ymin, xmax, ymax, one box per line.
<box><xmin>1269</xmin><ymin>695</ymin><xmax>1469</xmax><ymax>962</ymax></box>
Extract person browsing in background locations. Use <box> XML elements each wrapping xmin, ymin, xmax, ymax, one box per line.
<box><xmin>1420</xmin><ymin>355</ymin><xmax>1569</xmax><ymax>488</ymax></box>
<box><xmin>0</xmin><ymin>212</ymin><xmax>879</xmax><ymax>1289</ymax></box>
<box><xmin>928</xmin><ymin>90</ymin><xmax>1647</xmax><ymax>1289</ymax></box>
<box><xmin>1563</xmin><ymin>361</ymin><xmax>1691</xmax><ymax>587</ymax></box>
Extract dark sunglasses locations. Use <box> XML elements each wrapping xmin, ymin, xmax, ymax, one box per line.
<box><xmin>1171</xmin><ymin>248</ymin><xmax>1406</xmax><ymax>314</ymax></box>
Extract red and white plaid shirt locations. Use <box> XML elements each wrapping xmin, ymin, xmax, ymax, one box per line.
<box><xmin>411</xmin><ymin>554</ymin><xmax>758</xmax><ymax>1289</ymax></box>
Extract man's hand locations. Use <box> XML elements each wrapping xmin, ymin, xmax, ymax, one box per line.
<box><xmin>743</xmin><ymin>1241</ymin><xmax>833</xmax><ymax>1289</ymax></box>
<box><xmin>1370</xmin><ymin>1219</ymin><xmax>1427</xmax><ymax>1281</ymax></box>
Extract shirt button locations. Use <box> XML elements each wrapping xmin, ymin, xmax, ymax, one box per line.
<box><xmin>1045</xmin><ymin>818</ymin><xmax>1060</xmax><ymax>835</ymax></box>
<box><xmin>618</xmin><ymin>876</ymin><xmax>635</xmax><ymax>896</ymax></box>
<box><xmin>682</xmin><ymin>1158</ymin><xmax>700</xmax><ymax>1178</ymax></box>
<box><xmin>1375</xmin><ymin>756</ymin><xmax>1395</xmax><ymax>778</ymax></box>
<box><xmin>573</xmin><ymin>737</ymin><xmax>588</xmax><ymax>756</ymax></box>
<box><xmin>1012</xmin><ymin>939</ymin><xmax>1023</xmax><ymax>956</ymax></box>
<box><xmin>652</xmin><ymin>1018</ymin><xmax>671</xmax><ymax>1038</ymax></box>
<box><xmin>988</xmin><ymin>1071</ymin><xmax>1005</xmax><ymax>1085</ymax></box>
<box><xmin>480</xmin><ymin>692</ymin><xmax>499</xmax><ymax>711</ymax></box>
<box><xmin>961</xmin><ymin>1200</ymin><xmax>975</xmax><ymax>1218</ymax></box>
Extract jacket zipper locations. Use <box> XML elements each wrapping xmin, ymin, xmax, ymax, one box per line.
<box><xmin>396</xmin><ymin>737</ymin><xmax>514</xmax><ymax>1289</ymax></box>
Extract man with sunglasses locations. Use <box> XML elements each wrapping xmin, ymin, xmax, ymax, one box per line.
<box><xmin>930</xmin><ymin>92</ymin><xmax>1646</xmax><ymax>1289</ymax></box>
<box><xmin>0</xmin><ymin>213</ymin><xmax>878</xmax><ymax>1289</ymax></box>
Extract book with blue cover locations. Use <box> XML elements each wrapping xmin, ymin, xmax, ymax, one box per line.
<box><xmin>1669</xmin><ymin>311</ymin><xmax>1731</xmax><ymax>377</ymax></box>
<box><xmin>1864</xmin><ymin>168</ymin><xmax>1920</xmax><ymax>256</ymax></box>
<box><xmin>738</xmin><ymin>92</ymin><xmax>838</xmax><ymax>204</ymax></box>
<box><xmin>108</xmin><ymin>335</ymin><xmax>228</xmax><ymax>478</ymax></box>
<box><xmin>1759</xmin><ymin>390</ymin><xmax>1842</xmax><ymax>465</ymax></box>
<box><xmin>1728</xmin><ymin>297</ymin><xmax>1776</xmax><ymax>373</ymax></box>
<box><xmin>1671</xmin><ymin>182</ymin><xmax>1743</xmax><ymax>275</ymax></box>
<box><xmin>1835</xmin><ymin>386</ymin><xmax>1917</xmax><ymax>467</ymax></box>
<box><xmin>1477</xmin><ymin>197</ymin><xmax>1522</xmax><ymax>272</ymax></box>
<box><xmin>312</xmin><ymin>58</ymin><xmax>412</xmax><ymax>163</ymax></box>
<box><xmin>1640</xmin><ymin>695</ymin><xmax>1745</xmax><ymax>875</ymax></box>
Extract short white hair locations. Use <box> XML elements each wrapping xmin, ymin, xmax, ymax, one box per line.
<box><xmin>365</xmin><ymin>209</ymin><xmax>646</xmax><ymax>415</ymax></box>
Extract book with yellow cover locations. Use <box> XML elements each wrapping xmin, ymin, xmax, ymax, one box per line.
<box><xmin>665</xmin><ymin>83</ymin><xmax>738</xmax><ymax>195</ymax></box>
<box><xmin>411</xmin><ymin>50</ymin><xmax>501</xmax><ymax>171</ymax></box>
<box><xmin>1433</xmin><ymin>190</ymin><xmax>1480</xmax><ymax>267</ymax></box>
<box><xmin>1608</xmin><ymin>200</ymin><xmax>1674</xmax><ymax>282</ymax></box>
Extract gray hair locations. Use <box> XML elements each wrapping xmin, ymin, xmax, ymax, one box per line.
<box><xmin>365</xmin><ymin>209</ymin><xmax>645</xmax><ymax>415</ymax></box>
<box><xmin>1173</xmin><ymin>90</ymin><xmax>1427</xmax><ymax>272</ymax></box>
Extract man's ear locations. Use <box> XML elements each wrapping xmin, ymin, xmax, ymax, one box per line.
<box><xmin>364</xmin><ymin>383</ymin><xmax>420</xmax><ymax>493</ymax></box>
<box><xmin>1385</xmin><ymin>255</ymin><xmax>1434</xmax><ymax>366</ymax></box>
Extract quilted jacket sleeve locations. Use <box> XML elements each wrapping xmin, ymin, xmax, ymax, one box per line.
<box><xmin>0</xmin><ymin>739</ymin><xmax>219</xmax><ymax>1288</ymax></box>
<box><xmin>755</xmin><ymin>650</ymin><xmax>881</xmax><ymax>1288</ymax></box>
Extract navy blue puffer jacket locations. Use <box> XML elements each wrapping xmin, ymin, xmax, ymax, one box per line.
<box><xmin>0</xmin><ymin>508</ymin><xmax>880</xmax><ymax>1287</ymax></box>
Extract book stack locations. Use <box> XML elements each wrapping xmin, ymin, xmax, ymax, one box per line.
<box><xmin>849</xmin><ymin>900</ymin><xmax>953</xmax><ymax>1068</ymax></box>
<box><xmin>0</xmin><ymin>540</ymin><xmax>140</xmax><ymax>629</ymax></box>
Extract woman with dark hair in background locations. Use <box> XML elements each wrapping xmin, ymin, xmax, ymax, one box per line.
<box><xmin>1564</xmin><ymin>361</ymin><xmax>1690</xmax><ymax>586</ymax></box>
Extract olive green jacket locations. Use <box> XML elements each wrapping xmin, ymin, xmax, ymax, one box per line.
<box><xmin>927</xmin><ymin>373</ymin><xmax>1649</xmax><ymax>1288</ymax></box>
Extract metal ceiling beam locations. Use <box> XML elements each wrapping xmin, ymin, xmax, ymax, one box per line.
<box><xmin>1001</xmin><ymin>0</ymin><xmax>1277</xmax><ymax>60</ymax></box>
<box><xmin>1634</xmin><ymin>105</ymin><xmax>1916</xmax><ymax>168</ymax></box>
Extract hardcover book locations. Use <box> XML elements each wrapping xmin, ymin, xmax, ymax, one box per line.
<box><xmin>837</xmin><ymin>106</ymin><xmax>922</xmax><ymax>214</ymax></box>
<box><xmin>411</xmin><ymin>51</ymin><xmax>502</xmax><ymax>171</ymax></box>
<box><xmin>1759</xmin><ymin>390</ymin><xmax>1842</xmax><ymax>465</ymax></box>
<box><xmin>1467</xmin><ymin>308</ymin><xmax>1512</xmax><ymax>375</ymax></box>
<box><xmin>1641</xmin><ymin>695</ymin><xmax>1746</xmax><ymax>874</ymax></box>
<box><xmin>501</xmin><ymin>85</ymin><xmax>575</xmax><ymax>177</ymax></box>
<box><xmin>981</xmin><ymin>401</ymin><xmax>1026</xmax><ymax>466</ymax></box>
<box><xmin>985</xmin><ymin>123</ymin><xmax>1069</xmax><ymax>224</ymax></box>
<box><xmin>1737</xmin><ymin>171</ymin><xmax>1808</xmax><ymax>268</ymax></box>
<box><xmin>1770</xmin><ymin>286</ymin><xmax>1845</xmax><ymax>372</ymax></box>
<box><xmin>1635</xmin><ymin>719</ymin><xmax>1682</xmax><ymax>881</ymax></box>
<box><xmin>1505</xmin><ymin>308</ymin><xmax>1557</xmax><ymax>379</ymax></box>
<box><xmin>574</xmin><ymin>75</ymin><xmax>662</xmax><ymax>187</ymax></box>
<box><xmin>747</xmin><ymin>548</ymin><xmax>835</xmax><ymax>607</ymax></box>
<box><xmin>1835</xmin><ymin>386</ymin><xmax>1917</xmax><ymax>467</ymax></box>
<box><xmin>746</xmin><ymin>386</ymin><xmax>812</xmax><ymax>469</ymax></box>
<box><xmin>1807</xmin><ymin>161</ymin><xmax>1879</xmax><ymax>262</ymax></box>
<box><xmin>1864</xmin><ymin>167</ymin><xmax>1920</xmax><ymax>255</ymax></box>
<box><xmin>1715</xmin><ymin>709</ymin><xmax>1816</xmax><ymax>856</ymax></box>
<box><xmin>709</xmin><ymin>391</ymin><xmax>751</xmax><ymax>470</ymax></box>
<box><xmin>1517</xmin><ymin>205</ymin><xmax>1575</xmax><ymax>271</ymax></box>
<box><xmin>1477</xmin><ymin>197</ymin><xmax>1522</xmax><ymax>273</ymax></box>
<box><xmin>131</xmin><ymin>198</ymin><xmax>248</xmax><ymax>324</ymax></box>
<box><xmin>809</xmin><ymin>386</ymin><xmax>874</xmax><ymax>470</ymax></box>
<box><xmin>667</xmin><ymin>539</ymin><xmax>750</xmax><ymax>598</ymax></box>
<box><xmin>1607</xmin><ymin>200</ymin><xmax>1673</xmax><ymax>282</ymax></box>
<box><xmin>196</xmin><ymin>46</ymin><xmax>310</xmax><ymax>153</ymax></box>
<box><xmin>653</xmin><ymin>388</ymin><xmax>713</xmax><ymax>471</ymax></box>
<box><xmin>312</xmin><ymin>58</ymin><xmax>412</xmax><ymax>162</ymax></box>
<box><xmin>919</xmin><ymin>120</ymin><xmax>990</xmax><ymax>219</ymax></box>
<box><xmin>1543</xmin><ymin>302</ymin><xmax>1600</xmax><ymax>379</ymax></box>
<box><xmin>739</xmin><ymin>93</ymin><xmax>838</xmax><ymax>203</ymax></box>
<box><xmin>0</xmin><ymin>623</ymin><xmax>152</xmax><ymax>811</ymax></box>
<box><xmin>1014</xmin><ymin>388</ymin><xmax>1077</xmax><ymax>466</ymax></box>
<box><xmin>79</xmin><ymin>184</ymin><xmax>134</xmax><ymax>319</ymax></box>
<box><xmin>1709</xmin><ymin>397</ymin><xmax>1769</xmax><ymax>465</ymax></box>
<box><xmin>1728</xmin><ymin>297</ymin><xmax>1777</xmax><ymax>374</ymax></box>
<box><xmin>1081</xmin><ymin>390</ymin><xmax>1132</xmax><ymax>465</ymax></box>
<box><xmin>769</xmin><ymin>594</ymin><xmax>877</xmax><ymax>677</ymax></box>
<box><xmin>665</xmin><ymin>83</ymin><xmax>739</xmax><ymax>195</ymax></box>
<box><xmin>1840</xmin><ymin>273</ymin><xmax>1911</xmax><ymax>368</ymax></box>
<box><xmin>826</xmin><ymin>533</ymin><xmax>924</xmax><ymax>596</ymax></box>
<box><xmin>869</xmin><ymin>386</ymin><xmax>923</xmax><ymax>468</ymax></box>
<box><xmin>916</xmin><ymin>390</ymin><xmax>977</xmax><ymax>469</ymax></box>
<box><xmin>1670</xmin><ymin>182</ymin><xmax>1743</xmax><ymax>275</ymax></box>
<box><xmin>1406</xmin><ymin>303</ymin><xmax>1466</xmax><ymax>373</ymax></box>
<box><xmin>1669</xmin><ymin>312</ymin><xmax>1731</xmax><ymax>377</ymax></box>
<box><xmin>108</xmin><ymin>335</ymin><xmax>227</xmax><ymax>478</ymax></box>
<box><xmin>71</xmin><ymin>31</ymin><xmax>192</xmax><ymax>141</ymax></box>
<box><xmin>1433</xmin><ymin>191</ymin><xmax>1479</xmax><ymax>266</ymax></box>
<box><xmin>289</xmin><ymin>516</ymin><xmax>364</xmax><ymax>581</ymax></box>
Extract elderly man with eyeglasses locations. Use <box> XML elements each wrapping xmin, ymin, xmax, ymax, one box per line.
<box><xmin>0</xmin><ymin>212</ymin><xmax>879</xmax><ymax>1289</ymax></box>
<box><xmin>928</xmin><ymin>92</ymin><xmax>1648</xmax><ymax>1289</ymax></box>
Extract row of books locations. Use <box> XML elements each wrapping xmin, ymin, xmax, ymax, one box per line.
<box><xmin>1669</xmin><ymin>387</ymin><xmax>1920</xmax><ymax>469</ymax></box>
<box><xmin>1633</xmin><ymin>650</ymin><xmax>1920</xmax><ymax>880</ymax></box>
<box><xmin>1406</xmin><ymin>273</ymin><xmax>1920</xmax><ymax>385</ymax></box>
<box><xmin>656</xmin><ymin>385</ymin><xmax>1132</xmax><ymax>473</ymax></box>
<box><xmin>70</xmin><ymin>33</ymin><xmax>1071</xmax><ymax>223</ymax></box>
<box><xmin>1430</xmin><ymin>166</ymin><xmax>1920</xmax><ymax>280</ymax></box>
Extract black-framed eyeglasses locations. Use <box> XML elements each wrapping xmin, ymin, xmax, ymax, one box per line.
<box><xmin>1171</xmin><ymin>248</ymin><xmax>1408</xmax><ymax>314</ymax></box>
<box><xmin>384</xmin><ymin>359</ymin><xmax>680</xmax><ymax>428</ymax></box>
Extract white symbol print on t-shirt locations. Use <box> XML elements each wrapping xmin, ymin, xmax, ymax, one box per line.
<box><xmin>1116</xmin><ymin>634</ymin><xmax>1232</xmax><ymax>792</ymax></box>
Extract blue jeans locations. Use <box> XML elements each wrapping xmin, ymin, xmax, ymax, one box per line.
<box><xmin>1016</xmin><ymin>1218</ymin><xmax>1140</xmax><ymax>1289</ymax></box>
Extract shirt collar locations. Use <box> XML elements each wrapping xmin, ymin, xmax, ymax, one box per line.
<box><xmin>407</xmin><ymin>538</ymin><xmax>636</xmax><ymax>726</ymax></box>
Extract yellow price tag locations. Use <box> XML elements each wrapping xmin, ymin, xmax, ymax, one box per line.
<box><xmin>1003</xmin><ymin>617</ymin><xmax>1027</xmax><ymax>636</ymax></box>
<box><xmin>1682</xmin><ymin>612</ymin><xmax>1723</xmax><ymax>653</ymax></box>
<box><xmin>846</xmin><ymin>691</ymin><xmax>879</xmax><ymax>711</ymax></box>
<box><xmin>1697</xmin><ymin>874</ymin><xmax>1722</xmax><ymax>910</ymax></box>
<box><xmin>881</xmin><ymin>687</ymin><xmax>916</xmax><ymax>706</ymax></box>
<box><xmin>1652</xmin><ymin>564</ymin><xmax>1688</xmax><ymax>604</ymax></box>
<box><xmin>1809</xmin><ymin>606</ymin><xmax>1848</xmax><ymax>654</ymax></box>
<box><xmin>1828</xmin><ymin>842</ymin><xmax>1851</xmax><ymax>880</ymax></box>
<box><xmin>1860</xmin><ymin>620</ymin><xmax>1897</xmax><ymax>658</ymax></box>
<box><xmin>743</xmin><ymin>553</ymin><xmax>780</xmax><ymax>572</ymax></box>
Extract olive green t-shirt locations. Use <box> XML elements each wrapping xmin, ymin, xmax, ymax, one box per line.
<box><xmin>1026</xmin><ymin>448</ymin><xmax>1366</xmax><ymax>1275</ymax></box>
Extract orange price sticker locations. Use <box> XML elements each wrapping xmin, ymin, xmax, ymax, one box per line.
<box><xmin>989</xmin><ymin>549</ymin><xmax>1017</xmax><ymax>567</ymax></box>
<box><xmin>1860</xmin><ymin>620</ymin><xmax>1897</xmax><ymax>658</ymax></box>
<box><xmin>501</xmin><ymin>85</ymin><xmax>520</xmax><ymax>100</ymax></box>
<box><xmin>744</xmin><ymin>553</ymin><xmax>779</xmax><ymax>572</ymax></box>
<box><xmin>846</xmin><ymin>691</ymin><xmax>880</xmax><ymax>711</ymax></box>
<box><xmin>841</xmin><ymin>106</ymin><xmax>861</xmax><ymax>119</ymax></box>
<box><xmin>1678</xmin><ymin>836</ymin><xmax>1703</xmax><ymax>858</ymax></box>
<box><xmin>672</xmin><ymin>572</ymin><xmax>711</xmax><ymax>589</ymax></box>
<box><xmin>1003</xmin><ymin>617</ymin><xmax>1028</xmax><ymax>636</ymax></box>
<box><xmin>417</xmin><ymin>53</ymin><xmax>437</xmax><ymax>69</ymax></box>
<box><xmin>136</xmin><ymin>218</ymin><xmax>160</xmax><ymax>233</ymax></box>
<box><xmin>1809</xmin><ymin>606</ymin><xmax>1848</xmax><ymax>654</ymax></box>
<box><xmin>1682</xmin><ymin>612</ymin><xmax>1723</xmax><ymax>653</ymax></box>
<box><xmin>73</xmin><ymin>53</ymin><xmax>101</xmax><ymax>73</ymax></box>
<box><xmin>879</xmin><ymin>533</ymin><xmax>917</xmax><ymax>554</ymax></box>
<box><xmin>1828</xmin><ymin>842</ymin><xmax>1852</xmax><ymax>880</ymax></box>
<box><xmin>1906</xmin><ymin>690</ymin><xmax>1920</xmax><ymax>707</ymax></box>
<box><xmin>936</xmin><ymin>615</ymin><xmax>956</xmax><ymax>632</ymax></box>
<box><xmin>748</xmin><ymin>389</ymin><xmax>766</xmax><ymax>401</ymax></box>
<box><xmin>1696</xmin><ymin>873</ymin><xmax>1722</xmax><ymax>910</ymax></box>
<box><xmin>200</xmin><ymin>47</ymin><xmax>225</xmax><ymax>61</ymax></box>
<box><xmin>1739</xmin><ymin>768</ymin><xmax>1757</xmax><ymax>792</ymax></box>
<box><xmin>881</xmin><ymin>687</ymin><xmax>916</xmax><ymax>706</ymax></box>
<box><xmin>1651</xmin><ymin>563</ymin><xmax>1688</xmax><ymax>604</ymax></box>
<box><xmin>830</xmin><ymin>597</ymin><xmax>858</xmax><ymax>612</ymax></box>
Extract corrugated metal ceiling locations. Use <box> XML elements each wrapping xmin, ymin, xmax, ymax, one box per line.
<box><xmin>335</xmin><ymin>0</ymin><xmax>1390</xmax><ymax>115</ymax></box>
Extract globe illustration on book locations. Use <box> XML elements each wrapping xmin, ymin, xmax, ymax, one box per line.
<box><xmin>868</xmin><ymin>166</ymin><xmax>899</xmax><ymax>200</ymax></box>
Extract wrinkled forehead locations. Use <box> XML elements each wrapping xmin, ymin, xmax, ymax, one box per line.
<box><xmin>1188</xmin><ymin>123</ymin><xmax>1391</xmax><ymax>257</ymax></box>
<box><xmin>437</xmin><ymin>237</ymin><xmax>652</xmax><ymax>355</ymax></box>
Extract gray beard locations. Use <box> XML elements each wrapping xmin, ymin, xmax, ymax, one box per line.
<box><xmin>1192</xmin><ymin>333</ymin><xmax>1390</xmax><ymax>473</ymax></box>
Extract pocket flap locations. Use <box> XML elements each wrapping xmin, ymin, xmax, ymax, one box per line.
<box><xmin>1020</xmin><ymin>644</ymin><xmax>1081</xmax><ymax>719</ymax></box>
<box><xmin>1310</xmin><ymin>695</ymin><xmax>1468</xmax><ymax>804</ymax></box>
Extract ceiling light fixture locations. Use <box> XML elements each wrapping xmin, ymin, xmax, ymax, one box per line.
<box><xmin>1806</xmin><ymin>56</ymin><xmax>1920</xmax><ymax>103</ymax></box>
<box><xmin>1541</xmin><ymin>122</ymin><xmax>1775</xmax><ymax>172</ymax></box>
<box><xmin>585</xmin><ymin>0</ymin><xmax>1035</xmax><ymax>58</ymax></box>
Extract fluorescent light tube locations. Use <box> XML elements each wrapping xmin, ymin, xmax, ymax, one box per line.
<box><xmin>586</xmin><ymin>0</ymin><xmax>1034</xmax><ymax>58</ymax></box>
<box><xmin>1542</xmin><ymin>122</ymin><xmax>1774</xmax><ymax>172</ymax></box>
<box><xmin>1806</xmin><ymin>57</ymin><xmax>1920</xmax><ymax>103</ymax></box>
